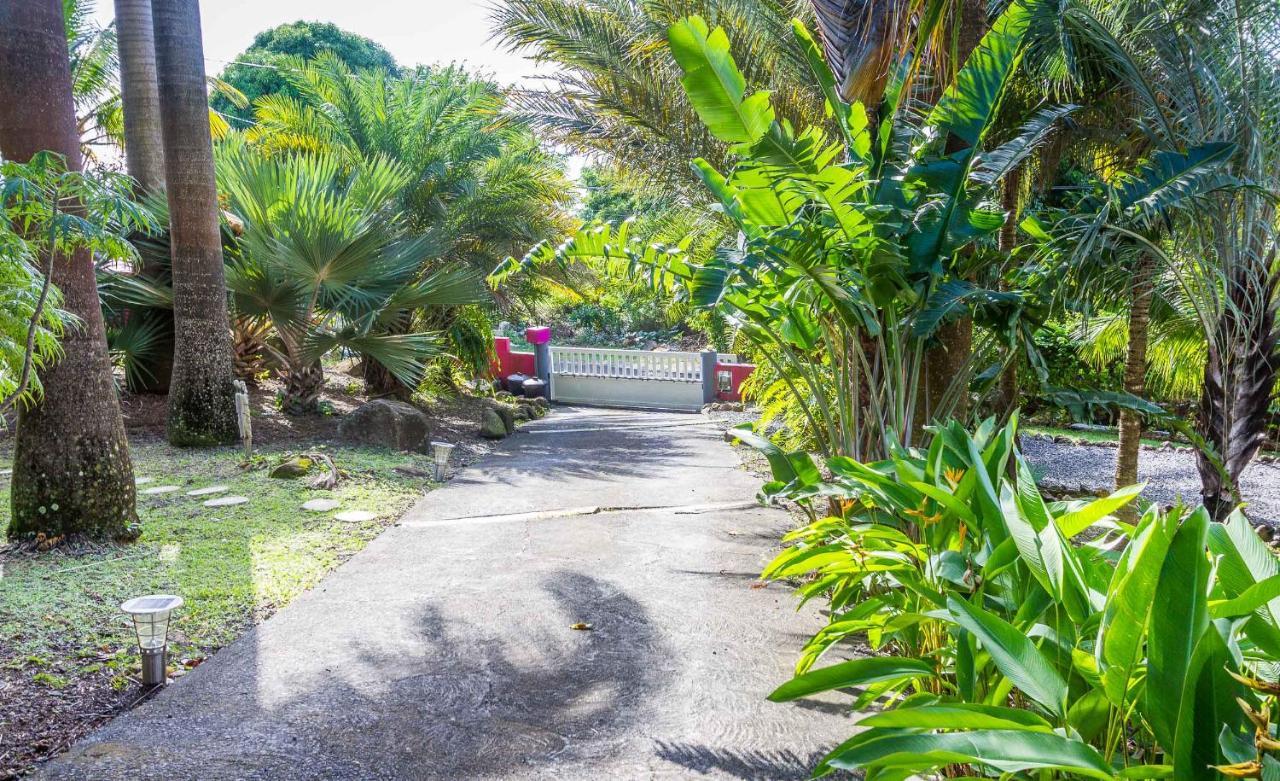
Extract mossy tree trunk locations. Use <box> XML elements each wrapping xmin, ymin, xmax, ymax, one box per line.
<box><xmin>152</xmin><ymin>0</ymin><xmax>238</xmax><ymax>445</ymax></box>
<box><xmin>0</xmin><ymin>0</ymin><xmax>138</xmax><ymax>540</ymax></box>
<box><xmin>1114</xmin><ymin>251</ymin><xmax>1156</xmax><ymax>507</ymax></box>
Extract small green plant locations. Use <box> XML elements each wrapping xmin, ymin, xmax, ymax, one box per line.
<box><xmin>31</xmin><ymin>672</ymin><xmax>69</xmax><ymax>689</ymax></box>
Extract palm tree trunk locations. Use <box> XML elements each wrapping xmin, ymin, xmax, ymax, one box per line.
<box><xmin>1196</xmin><ymin>270</ymin><xmax>1279</xmax><ymax>520</ymax></box>
<box><xmin>1114</xmin><ymin>252</ymin><xmax>1156</xmax><ymax>511</ymax></box>
<box><xmin>151</xmin><ymin>0</ymin><xmax>238</xmax><ymax>445</ymax></box>
<box><xmin>996</xmin><ymin>168</ymin><xmax>1022</xmax><ymax>423</ymax></box>
<box><xmin>0</xmin><ymin>0</ymin><xmax>138</xmax><ymax>540</ymax></box>
<box><xmin>114</xmin><ymin>0</ymin><xmax>165</xmax><ymax>194</ymax></box>
<box><xmin>920</xmin><ymin>0</ymin><xmax>987</xmax><ymax>427</ymax></box>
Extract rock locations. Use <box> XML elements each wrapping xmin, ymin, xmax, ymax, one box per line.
<box><xmin>203</xmin><ymin>496</ymin><xmax>249</xmax><ymax>508</ymax></box>
<box><xmin>302</xmin><ymin>498</ymin><xmax>340</xmax><ymax>512</ymax></box>
<box><xmin>513</xmin><ymin>407</ymin><xmax>531</xmax><ymax>423</ymax></box>
<box><xmin>1258</xmin><ymin>524</ymin><xmax>1276</xmax><ymax>542</ymax></box>
<box><xmin>269</xmin><ymin>457</ymin><xmax>313</xmax><ymax>479</ymax></box>
<box><xmin>531</xmin><ymin>396</ymin><xmax>549</xmax><ymax>410</ymax></box>
<box><xmin>1160</xmin><ymin>441</ymin><xmax>1176</xmax><ymax>451</ymax></box>
<box><xmin>488</xmin><ymin>402</ymin><xmax>516</xmax><ymax>434</ymax></box>
<box><xmin>707</xmin><ymin>401</ymin><xmax>744</xmax><ymax>412</ymax></box>
<box><xmin>142</xmin><ymin>485</ymin><xmax>180</xmax><ymax>495</ymax></box>
<box><xmin>134</xmin><ymin>477</ymin><xmax>154</xmax><ymax>485</ymax></box>
<box><xmin>479</xmin><ymin>408</ymin><xmax>508</xmax><ymax>439</ymax></box>
<box><xmin>338</xmin><ymin>399</ymin><xmax>431</xmax><ymax>452</ymax></box>
<box><xmin>530</xmin><ymin>403</ymin><xmax>547</xmax><ymax>419</ymax></box>
<box><xmin>186</xmin><ymin>486</ymin><xmax>229</xmax><ymax>497</ymax></box>
<box><xmin>495</xmin><ymin>391</ymin><xmax>516</xmax><ymax>402</ymax></box>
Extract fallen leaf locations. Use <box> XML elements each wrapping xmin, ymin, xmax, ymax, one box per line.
<box><xmin>749</xmin><ymin>582</ymin><xmax>767</xmax><ymax>589</ymax></box>
<box><xmin>570</xmin><ymin>622</ymin><xmax>593</xmax><ymax>631</ymax></box>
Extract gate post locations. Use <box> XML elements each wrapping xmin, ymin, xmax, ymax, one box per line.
<box><xmin>700</xmin><ymin>349</ymin><xmax>718</xmax><ymax>404</ymax></box>
<box><xmin>526</xmin><ymin>326</ymin><xmax>552</xmax><ymax>383</ymax></box>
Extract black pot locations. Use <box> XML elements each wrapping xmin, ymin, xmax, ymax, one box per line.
<box><xmin>522</xmin><ymin>377</ymin><xmax>547</xmax><ymax>399</ymax></box>
<box><xmin>505</xmin><ymin>373</ymin><xmax>527</xmax><ymax>394</ymax></box>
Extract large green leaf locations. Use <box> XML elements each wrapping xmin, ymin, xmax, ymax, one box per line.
<box><xmin>668</xmin><ymin>17</ymin><xmax>773</xmax><ymax>146</ymax></box>
<box><xmin>1171</xmin><ymin>622</ymin><xmax>1243</xmax><ymax>781</ymax></box>
<box><xmin>946</xmin><ymin>595</ymin><xmax>1068</xmax><ymax>718</ymax></box>
<box><xmin>1145</xmin><ymin>507</ymin><xmax>1211</xmax><ymax>752</ymax></box>
<box><xmin>1098</xmin><ymin>509</ymin><xmax>1177</xmax><ymax>705</ymax></box>
<box><xmin>768</xmin><ymin>657</ymin><xmax>935</xmax><ymax>702</ymax></box>
<box><xmin>926</xmin><ymin>0</ymin><xmax>1033</xmax><ymax>147</ymax></box>
<box><xmin>826</xmin><ymin>729</ymin><xmax>1114</xmax><ymax>779</ymax></box>
<box><xmin>857</xmin><ymin>703</ymin><xmax>1053</xmax><ymax>732</ymax></box>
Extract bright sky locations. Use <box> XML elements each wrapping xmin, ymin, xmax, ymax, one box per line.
<box><xmin>91</xmin><ymin>0</ymin><xmax>547</xmax><ymax>87</ymax></box>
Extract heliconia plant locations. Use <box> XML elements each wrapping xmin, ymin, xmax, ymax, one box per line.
<box><xmin>735</xmin><ymin>414</ymin><xmax>1280</xmax><ymax>780</ymax></box>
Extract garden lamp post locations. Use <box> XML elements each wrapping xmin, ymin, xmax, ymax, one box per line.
<box><xmin>431</xmin><ymin>441</ymin><xmax>454</xmax><ymax>481</ymax></box>
<box><xmin>121</xmin><ymin>594</ymin><xmax>183</xmax><ymax>686</ymax></box>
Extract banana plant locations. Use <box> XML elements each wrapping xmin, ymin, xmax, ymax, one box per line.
<box><xmin>494</xmin><ymin>2</ymin><xmax>1066</xmax><ymax>460</ymax></box>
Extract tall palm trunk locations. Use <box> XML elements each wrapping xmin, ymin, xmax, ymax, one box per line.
<box><xmin>1196</xmin><ymin>268</ymin><xmax>1279</xmax><ymax>520</ymax></box>
<box><xmin>996</xmin><ymin>167</ymin><xmax>1022</xmax><ymax>423</ymax></box>
<box><xmin>151</xmin><ymin>0</ymin><xmax>238</xmax><ymax>445</ymax></box>
<box><xmin>0</xmin><ymin>0</ymin><xmax>138</xmax><ymax>540</ymax></box>
<box><xmin>114</xmin><ymin>0</ymin><xmax>164</xmax><ymax>194</ymax></box>
<box><xmin>1114</xmin><ymin>252</ymin><xmax>1156</xmax><ymax>516</ymax></box>
<box><xmin>114</xmin><ymin>0</ymin><xmax>174</xmax><ymax>392</ymax></box>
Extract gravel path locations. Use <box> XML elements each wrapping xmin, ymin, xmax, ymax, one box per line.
<box><xmin>1024</xmin><ymin>437</ymin><xmax>1280</xmax><ymax>526</ymax></box>
<box><xmin>705</xmin><ymin>406</ymin><xmax>1280</xmax><ymax>526</ymax></box>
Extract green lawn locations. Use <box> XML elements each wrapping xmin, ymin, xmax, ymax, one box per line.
<box><xmin>0</xmin><ymin>440</ymin><xmax>434</xmax><ymax>691</ymax></box>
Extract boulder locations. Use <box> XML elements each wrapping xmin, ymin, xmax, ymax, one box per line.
<box><xmin>338</xmin><ymin>399</ymin><xmax>431</xmax><ymax>452</ymax></box>
<box><xmin>479</xmin><ymin>408</ymin><xmax>508</xmax><ymax>439</ymax></box>
<box><xmin>488</xmin><ymin>401</ymin><xmax>517</xmax><ymax>434</ymax></box>
<box><xmin>513</xmin><ymin>406</ymin><xmax>531</xmax><ymax>423</ymax></box>
<box><xmin>269</xmin><ymin>457</ymin><xmax>313</xmax><ymax>479</ymax></box>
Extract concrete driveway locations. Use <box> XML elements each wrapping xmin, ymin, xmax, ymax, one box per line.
<box><xmin>38</xmin><ymin>406</ymin><xmax>855</xmax><ymax>780</ymax></box>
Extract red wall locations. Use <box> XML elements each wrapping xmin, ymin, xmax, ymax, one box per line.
<box><xmin>713</xmin><ymin>362</ymin><xmax>754</xmax><ymax>402</ymax></box>
<box><xmin>491</xmin><ymin>337</ymin><xmax>535</xmax><ymax>379</ymax></box>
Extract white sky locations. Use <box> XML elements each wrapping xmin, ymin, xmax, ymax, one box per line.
<box><xmin>91</xmin><ymin>0</ymin><xmax>548</xmax><ymax>88</ymax></box>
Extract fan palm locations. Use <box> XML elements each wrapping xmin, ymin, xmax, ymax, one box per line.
<box><xmin>246</xmin><ymin>54</ymin><xmax>572</xmax><ymax>392</ymax></box>
<box><xmin>216</xmin><ymin>144</ymin><xmax>489</xmax><ymax>414</ymax></box>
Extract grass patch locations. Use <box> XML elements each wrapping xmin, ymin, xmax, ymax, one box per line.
<box><xmin>0</xmin><ymin>439</ymin><xmax>434</xmax><ymax>675</ymax></box>
<box><xmin>1023</xmin><ymin>424</ymin><xmax>1167</xmax><ymax>448</ymax></box>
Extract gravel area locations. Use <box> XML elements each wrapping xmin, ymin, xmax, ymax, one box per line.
<box><xmin>1021</xmin><ymin>436</ymin><xmax>1280</xmax><ymax>525</ymax></box>
<box><xmin>704</xmin><ymin>405</ymin><xmax>1280</xmax><ymax>527</ymax></box>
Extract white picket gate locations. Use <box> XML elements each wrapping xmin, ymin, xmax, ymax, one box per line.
<box><xmin>548</xmin><ymin>346</ymin><xmax>712</xmax><ymax>412</ymax></box>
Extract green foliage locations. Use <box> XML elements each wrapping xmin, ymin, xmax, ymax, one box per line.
<box><xmin>738</xmin><ymin>415</ymin><xmax>1280</xmax><ymax>779</ymax></box>
<box><xmin>497</xmin><ymin>5</ymin><xmax>1062</xmax><ymax>458</ymax></box>
<box><xmin>216</xmin><ymin>144</ymin><xmax>487</xmax><ymax>412</ymax></box>
<box><xmin>211</xmin><ymin>21</ymin><xmax>399</xmax><ymax>127</ymax></box>
<box><xmin>0</xmin><ymin>152</ymin><xmax>156</xmax><ymax>409</ymax></box>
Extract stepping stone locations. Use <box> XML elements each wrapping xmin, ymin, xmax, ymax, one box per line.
<box><xmin>335</xmin><ymin>510</ymin><xmax>375</xmax><ymax>523</ymax></box>
<box><xmin>186</xmin><ymin>485</ymin><xmax>229</xmax><ymax>497</ymax></box>
<box><xmin>142</xmin><ymin>485</ymin><xmax>180</xmax><ymax>495</ymax></box>
<box><xmin>203</xmin><ymin>496</ymin><xmax>249</xmax><ymax>508</ymax></box>
<box><xmin>302</xmin><ymin>498</ymin><xmax>340</xmax><ymax>513</ymax></box>
<box><xmin>0</xmin><ymin>468</ymin><xmax>11</xmax><ymax>477</ymax></box>
<box><xmin>135</xmin><ymin>477</ymin><xmax>154</xmax><ymax>485</ymax></box>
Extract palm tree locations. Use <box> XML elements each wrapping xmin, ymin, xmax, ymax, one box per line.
<box><xmin>113</xmin><ymin>0</ymin><xmax>164</xmax><ymax>193</ymax></box>
<box><xmin>491</xmin><ymin>0</ymin><xmax>828</xmax><ymax>198</ymax></box>
<box><xmin>249</xmin><ymin>55</ymin><xmax>572</xmax><ymax>396</ymax></box>
<box><xmin>217</xmin><ymin>145</ymin><xmax>490</xmax><ymax>413</ymax></box>
<box><xmin>0</xmin><ymin>0</ymin><xmax>138</xmax><ymax>540</ymax></box>
<box><xmin>150</xmin><ymin>0</ymin><xmax>237</xmax><ymax>445</ymax></box>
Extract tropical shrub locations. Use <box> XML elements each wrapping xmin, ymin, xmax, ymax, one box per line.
<box><xmin>739</xmin><ymin>416</ymin><xmax>1280</xmax><ymax>779</ymax></box>
<box><xmin>216</xmin><ymin>145</ymin><xmax>488</xmax><ymax>413</ymax></box>
<box><xmin>1</xmin><ymin>151</ymin><xmax>154</xmax><ymax>409</ymax></box>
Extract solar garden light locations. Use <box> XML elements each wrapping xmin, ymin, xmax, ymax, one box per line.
<box><xmin>121</xmin><ymin>595</ymin><xmax>184</xmax><ymax>686</ymax></box>
<box><xmin>431</xmin><ymin>441</ymin><xmax>455</xmax><ymax>481</ymax></box>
